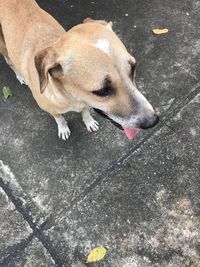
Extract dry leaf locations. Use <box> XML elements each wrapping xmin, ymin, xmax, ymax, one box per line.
<box><xmin>152</xmin><ymin>28</ymin><xmax>169</xmax><ymax>35</ymax></box>
<box><xmin>86</xmin><ymin>246</ymin><xmax>107</xmax><ymax>263</ymax></box>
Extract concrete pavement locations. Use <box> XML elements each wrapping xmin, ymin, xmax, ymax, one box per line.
<box><xmin>0</xmin><ymin>0</ymin><xmax>200</xmax><ymax>266</ymax></box>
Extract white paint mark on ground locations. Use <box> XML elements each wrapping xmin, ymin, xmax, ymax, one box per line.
<box><xmin>0</xmin><ymin>188</ymin><xmax>15</xmax><ymax>210</ymax></box>
<box><xmin>0</xmin><ymin>160</ymin><xmax>22</xmax><ymax>192</ymax></box>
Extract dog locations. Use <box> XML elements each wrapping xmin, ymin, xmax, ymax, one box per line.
<box><xmin>0</xmin><ymin>0</ymin><xmax>159</xmax><ymax>140</ymax></box>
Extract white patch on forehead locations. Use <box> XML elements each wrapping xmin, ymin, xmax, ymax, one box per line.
<box><xmin>93</xmin><ymin>39</ymin><xmax>110</xmax><ymax>55</ymax></box>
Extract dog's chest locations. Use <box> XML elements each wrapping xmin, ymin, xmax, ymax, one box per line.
<box><xmin>45</xmin><ymin>91</ymin><xmax>87</xmax><ymax>113</ymax></box>
<box><xmin>62</xmin><ymin>101</ymin><xmax>87</xmax><ymax>113</ymax></box>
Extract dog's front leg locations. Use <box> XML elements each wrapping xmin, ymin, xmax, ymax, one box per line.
<box><xmin>53</xmin><ymin>115</ymin><xmax>71</xmax><ymax>141</ymax></box>
<box><xmin>4</xmin><ymin>57</ymin><xmax>26</xmax><ymax>85</ymax></box>
<box><xmin>82</xmin><ymin>108</ymin><xmax>99</xmax><ymax>132</ymax></box>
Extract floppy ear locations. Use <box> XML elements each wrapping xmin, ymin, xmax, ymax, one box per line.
<box><xmin>83</xmin><ymin>18</ymin><xmax>113</xmax><ymax>30</ymax></box>
<box><xmin>34</xmin><ymin>47</ymin><xmax>63</xmax><ymax>93</ymax></box>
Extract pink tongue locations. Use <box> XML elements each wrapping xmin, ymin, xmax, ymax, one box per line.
<box><xmin>124</xmin><ymin>128</ymin><xmax>140</xmax><ymax>140</ymax></box>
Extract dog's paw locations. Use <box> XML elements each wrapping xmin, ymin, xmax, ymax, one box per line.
<box><xmin>82</xmin><ymin>109</ymin><xmax>99</xmax><ymax>132</ymax></box>
<box><xmin>58</xmin><ymin>124</ymin><xmax>71</xmax><ymax>140</ymax></box>
<box><xmin>84</xmin><ymin>117</ymin><xmax>99</xmax><ymax>132</ymax></box>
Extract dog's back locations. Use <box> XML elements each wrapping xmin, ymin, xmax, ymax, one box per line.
<box><xmin>0</xmin><ymin>0</ymin><xmax>64</xmax><ymax>61</ymax></box>
<box><xmin>0</xmin><ymin>0</ymin><xmax>64</xmax><ymax>87</ymax></box>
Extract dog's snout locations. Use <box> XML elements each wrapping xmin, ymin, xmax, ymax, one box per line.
<box><xmin>139</xmin><ymin>114</ymin><xmax>159</xmax><ymax>129</ymax></box>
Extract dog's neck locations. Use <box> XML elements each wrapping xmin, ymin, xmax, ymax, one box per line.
<box><xmin>43</xmin><ymin>77</ymin><xmax>88</xmax><ymax>113</ymax></box>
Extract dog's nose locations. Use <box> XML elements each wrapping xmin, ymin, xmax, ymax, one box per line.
<box><xmin>139</xmin><ymin>114</ymin><xmax>159</xmax><ymax>129</ymax></box>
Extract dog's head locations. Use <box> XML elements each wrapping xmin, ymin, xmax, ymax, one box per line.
<box><xmin>35</xmin><ymin>18</ymin><xmax>159</xmax><ymax>139</ymax></box>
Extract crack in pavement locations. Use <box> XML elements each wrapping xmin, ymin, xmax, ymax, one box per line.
<box><xmin>0</xmin><ymin>234</ymin><xmax>34</xmax><ymax>267</ymax></box>
<box><xmin>0</xmin><ymin>177</ymin><xmax>67</xmax><ymax>267</ymax></box>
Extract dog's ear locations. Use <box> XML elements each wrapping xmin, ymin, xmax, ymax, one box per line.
<box><xmin>83</xmin><ymin>18</ymin><xmax>113</xmax><ymax>30</ymax></box>
<box><xmin>34</xmin><ymin>47</ymin><xmax>63</xmax><ymax>93</ymax></box>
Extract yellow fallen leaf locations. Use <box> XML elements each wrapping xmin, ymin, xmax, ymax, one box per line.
<box><xmin>152</xmin><ymin>28</ymin><xmax>169</xmax><ymax>35</ymax></box>
<box><xmin>86</xmin><ymin>246</ymin><xmax>107</xmax><ymax>263</ymax></box>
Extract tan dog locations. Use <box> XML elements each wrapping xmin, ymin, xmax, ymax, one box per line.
<box><xmin>0</xmin><ymin>0</ymin><xmax>159</xmax><ymax>140</ymax></box>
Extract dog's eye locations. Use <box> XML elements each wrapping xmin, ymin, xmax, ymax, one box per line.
<box><xmin>92</xmin><ymin>85</ymin><xmax>114</xmax><ymax>97</ymax></box>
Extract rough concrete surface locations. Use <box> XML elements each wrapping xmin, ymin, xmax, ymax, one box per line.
<box><xmin>0</xmin><ymin>188</ymin><xmax>31</xmax><ymax>254</ymax></box>
<box><xmin>0</xmin><ymin>0</ymin><xmax>200</xmax><ymax>266</ymax></box>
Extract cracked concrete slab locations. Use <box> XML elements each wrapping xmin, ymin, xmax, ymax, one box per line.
<box><xmin>1</xmin><ymin>237</ymin><xmax>55</xmax><ymax>267</ymax></box>
<box><xmin>0</xmin><ymin>162</ymin><xmax>66</xmax><ymax>267</ymax></box>
<box><xmin>19</xmin><ymin>238</ymin><xmax>55</xmax><ymax>267</ymax></box>
<box><xmin>45</xmin><ymin>94</ymin><xmax>200</xmax><ymax>266</ymax></box>
<box><xmin>0</xmin><ymin>188</ymin><xmax>32</xmax><ymax>263</ymax></box>
<box><xmin>0</xmin><ymin>159</ymin><xmax>47</xmax><ymax>226</ymax></box>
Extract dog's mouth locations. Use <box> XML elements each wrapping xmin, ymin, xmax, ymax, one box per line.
<box><xmin>93</xmin><ymin>108</ymin><xmax>140</xmax><ymax>140</ymax></box>
<box><xmin>93</xmin><ymin>108</ymin><xmax>123</xmax><ymax>130</ymax></box>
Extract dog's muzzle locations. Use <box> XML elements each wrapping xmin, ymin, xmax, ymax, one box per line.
<box><xmin>93</xmin><ymin>108</ymin><xmax>123</xmax><ymax>130</ymax></box>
